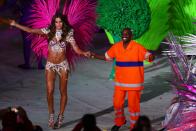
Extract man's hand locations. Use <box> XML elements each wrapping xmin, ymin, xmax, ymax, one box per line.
<box><xmin>148</xmin><ymin>54</ymin><xmax>155</xmax><ymax>62</ymax></box>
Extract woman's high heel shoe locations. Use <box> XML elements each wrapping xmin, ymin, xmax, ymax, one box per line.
<box><xmin>54</xmin><ymin>114</ymin><xmax>64</xmax><ymax>129</ymax></box>
<box><xmin>48</xmin><ymin>113</ymin><xmax>55</xmax><ymax>128</ymax></box>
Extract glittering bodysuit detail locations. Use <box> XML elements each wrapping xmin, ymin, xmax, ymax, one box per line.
<box><xmin>41</xmin><ymin>28</ymin><xmax>76</xmax><ymax>73</ymax></box>
<box><xmin>46</xmin><ymin>61</ymin><xmax>69</xmax><ymax>75</ymax></box>
<box><xmin>49</xmin><ymin>30</ymin><xmax>66</xmax><ymax>53</ymax></box>
<box><xmin>49</xmin><ymin>40</ymin><xmax>66</xmax><ymax>53</ymax></box>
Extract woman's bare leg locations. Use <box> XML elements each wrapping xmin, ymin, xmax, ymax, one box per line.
<box><xmin>45</xmin><ymin>70</ymin><xmax>56</xmax><ymax>114</ymax></box>
<box><xmin>59</xmin><ymin>70</ymin><xmax>68</xmax><ymax>115</ymax></box>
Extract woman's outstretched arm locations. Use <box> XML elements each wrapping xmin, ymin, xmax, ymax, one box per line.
<box><xmin>71</xmin><ymin>43</ymin><xmax>91</xmax><ymax>57</ymax></box>
<box><xmin>0</xmin><ymin>18</ymin><xmax>45</xmax><ymax>35</ymax></box>
<box><xmin>10</xmin><ymin>19</ymin><xmax>44</xmax><ymax>35</ymax></box>
<box><xmin>66</xmin><ymin>29</ymin><xmax>91</xmax><ymax>57</ymax></box>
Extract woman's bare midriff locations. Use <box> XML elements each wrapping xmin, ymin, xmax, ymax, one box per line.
<box><xmin>47</xmin><ymin>48</ymin><xmax>66</xmax><ymax>64</ymax></box>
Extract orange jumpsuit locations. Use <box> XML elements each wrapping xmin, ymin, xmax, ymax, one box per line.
<box><xmin>105</xmin><ymin>40</ymin><xmax>152</xmax><ymax>128</ymax></box>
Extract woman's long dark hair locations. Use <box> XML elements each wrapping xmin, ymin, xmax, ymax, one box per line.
<box><xmin>48</xmin><ymin>13</ymin><xmax>71</xmax><ymax>42</ymax></box>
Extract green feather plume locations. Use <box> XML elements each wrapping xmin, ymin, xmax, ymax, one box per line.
<box><xmin>136</xmin><ymin>0</ymin><xmax>170</xmax><ymax>50</ymax></box>
<box><xmin>168</xmin><ymin>0</ymin><xmax>196</xmax><ymax>36</ymax></box>
<box><xmin>96</xmin><ymin>0</ymin><xmax>151</xmax><ymax>39</ymax></box>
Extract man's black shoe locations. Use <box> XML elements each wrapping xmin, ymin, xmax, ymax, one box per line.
<box><xmin>111</xmin><ymin>125</ymin><xmax>121</xmax><ymax>131</ymax></box>
<box><xmin>111</xmin><ymin>120</ymin><xmax>126</xmax><ymax>131</ymax></box>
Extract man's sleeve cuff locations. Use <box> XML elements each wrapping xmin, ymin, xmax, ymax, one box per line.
<box><xmin>105</xmin><ymin>52</ymin><xmax>112</xmax><ymax>61</ymax></box>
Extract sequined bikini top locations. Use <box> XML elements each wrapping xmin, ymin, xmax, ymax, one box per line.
<box><xmin>41</xmin><ymin>28</ymin><xmax>75</xmax><ymax>53</ymax></box>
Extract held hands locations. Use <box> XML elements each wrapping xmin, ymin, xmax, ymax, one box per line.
<box><xmin>90</xmin><ymin>52</ymin><xmax>96</xmax><ymax>59</ymax></box>
<box><xmin>83</xmin><ymin>51</ymin><xmax>91</xmax><ymax>58</ymax></box>
<box><xmin>82</xmin><ymin>51</ymin><xmax>96</xmax><ymax>59</ymax></box>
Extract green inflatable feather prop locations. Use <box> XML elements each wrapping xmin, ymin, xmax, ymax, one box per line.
<box><xmin>105</xmin><ymin>30</ymin><xmax>115</xmax><ymax>44</ymax></box>
<box><xmin>96</xmin><ymin>0</ymin><xmax>151</xmax><ymax>39</ymax></box>
<box><xmin>136</xmin><ymin>0</ymin><xmax>170</xmax><ymax>50</ymax></box>
<box><xmin>168</xmin><ymin>0</ymin><xmax>196</xmax><ymax>37</ymax></box>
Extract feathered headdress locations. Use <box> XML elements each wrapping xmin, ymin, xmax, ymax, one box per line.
<box><xmin>22</xmin><ymin>0</ymin><xmax>97</xmax><ymax>69</ymax></box>
<box><xmin>22</xmin><ymin>0</ymin><xmax>60</xmax><ymax>57</ymax></box>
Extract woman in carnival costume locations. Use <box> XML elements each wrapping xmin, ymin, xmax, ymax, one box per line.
<box><xmin>0</xmin><ymin>0</ymin><xmax>97</xmax><ymax>129</ymax></box>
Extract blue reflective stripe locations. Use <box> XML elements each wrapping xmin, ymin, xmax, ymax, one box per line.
<box><xmin>116</xmin><ymin>61</ymin><xmax>143</xmax><ymax>67</ymax></box>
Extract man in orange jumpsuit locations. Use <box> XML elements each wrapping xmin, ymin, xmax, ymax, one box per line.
<box><xmin>91</xmin><ymin>28</ymin><xmax>154</xmax><ymax>131</ymax></box>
